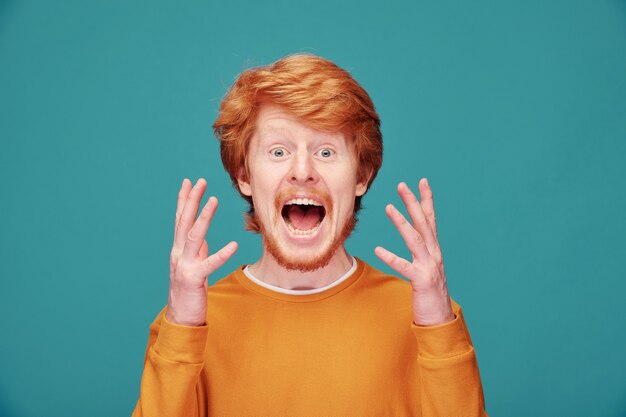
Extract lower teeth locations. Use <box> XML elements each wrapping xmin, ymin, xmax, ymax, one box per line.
<box><xmin>286</xmin><ymin>221</ymin><xmax>320</xmax><ymax>235</ymax></box>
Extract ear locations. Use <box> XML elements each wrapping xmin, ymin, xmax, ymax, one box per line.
<box><xmin>355</xmin><ymin>181</ymin><xmax>368</xmax><ymax>197</ymax></box>
<box><xmin>355</xmin><ymin>169</ymin><xmax>373</xmax><ymax>197</ymax></box>
<box><xmin>237</xmin><ymin>169</ymin><xmax>252</xmax><ymax>197</ymax></box>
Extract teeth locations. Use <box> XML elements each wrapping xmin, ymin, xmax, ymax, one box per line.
<box><xmin>286</xmin><ymin>220</ymin><xmax>322</xmax><ymax>235</ymax></box>
<box><xmin>285</xmin><ymin>198</ymin><xmax>322</xmax><ymax>206</ymax></box>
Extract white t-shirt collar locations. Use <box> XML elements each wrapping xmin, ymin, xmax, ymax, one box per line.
<box><xmin>242</xmin><ymin>257</ymin><xmax>357</xmax><ymax>295</ymax></box>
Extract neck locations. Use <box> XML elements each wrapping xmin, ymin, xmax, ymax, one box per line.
<box><xmin>248</xmin><ymin>246</ymin><xmax>354</xmax><ymax>290</ymax></box>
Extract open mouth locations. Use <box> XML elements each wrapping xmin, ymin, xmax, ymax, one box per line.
<box><xmin>281</xmin><ymin>198</ymin><xmax>327</xmax><ymax>235</ymax></box>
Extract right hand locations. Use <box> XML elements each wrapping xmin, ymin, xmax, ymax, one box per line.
<box><xmin>166</xmin><ymin>178</ymin><xmax>238</xmax><ymax>326</ymax></box>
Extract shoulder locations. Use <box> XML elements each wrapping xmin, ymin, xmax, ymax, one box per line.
<box><xmin>354</xmin><ymin>258</ymin><xmax>412</xmax><ymax>302</ymax></box>
<box><xmin>207</xmin><ymin>266</ymin><xmax>247</xmax><ymax>297</ymax></box>
<box><xmin>357</xmin><ymin>259</ymin><xmax>461</xmax><ymax>310</ymax></box>
<box><xmin>358</xmin><ymin>258</ymin><xmax>411</xmax><ymax>289</ymax></box>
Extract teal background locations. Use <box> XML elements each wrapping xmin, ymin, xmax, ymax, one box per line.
<box><xmin>1</xmin><ymin>1</ymin><xmax>625</xmax><ymax>416</ymax></box>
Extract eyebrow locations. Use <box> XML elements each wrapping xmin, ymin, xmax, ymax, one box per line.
<box><xmin>258</xmin><ymin>124</ymin><xmax>346</xmax><ymax>148</ymax></box>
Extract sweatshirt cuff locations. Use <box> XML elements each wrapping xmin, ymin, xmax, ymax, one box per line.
<box><xmin>411</xmin><ymin>301</ymin><xmax>473</xmax><ymax>359</ymax></box>
<box><xmin>152</xmin><ymin>312</ymin><xmax>208</xmax><ymax>364</ymax></box>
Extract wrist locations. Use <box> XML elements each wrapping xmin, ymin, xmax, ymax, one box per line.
<box><xmin>165</xmin><ymin>307</ymin><xmax>206</xmax><ymax>327</ymax></box>
<box><xmin>166</xmin><ymin>287</ymin><xmax>207</xmax><ymax>326</ymax></box>
<box><xmin>411</xmin><ymin>291</ymin><xmax>455</xmax><ymax>326</ymax></box>
<box><xmin>413</xmin><ymin>310</ymin><xmax>455</xmax><ymax>327</ymax></box>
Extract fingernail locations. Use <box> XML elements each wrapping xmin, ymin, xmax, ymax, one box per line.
<box><xmin>424</xmin><ymin>178</ymin><xmax>430</xmax><ymax>187</ymax></box>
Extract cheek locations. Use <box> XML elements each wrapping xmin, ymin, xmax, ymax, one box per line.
<box><xmin>249</xmin><ymin>174</ymin><xmax>282</xmax><ymax>215</ymax></box>
<box><xmin>251</xmin><ymin>163</ymin><xmax>281</xmax><ymax>190</ymax></box>
<box><xmin>330</xmin><ymin>184</ymin><xmax>358</xmax><ymax>214</ymax></box>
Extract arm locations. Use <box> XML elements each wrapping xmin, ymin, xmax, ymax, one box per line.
<box><xmin>412</xmin><ymin>300</ymin><xmax>487</xmax><ymax>417</ymax></box>
<box><xmin>132</xmin><ymin>178</ymin><xmax>238</xmax><ymax>417</ymax></box>
<box><xmin>132</xmin><ymin>309</ymin><xmax>208</xmax><ymax>417</ymax></box>
<box><xmin>375</xmin><ymin>179</ymin><xmax>487</xmax><ymax>416</ymax></box>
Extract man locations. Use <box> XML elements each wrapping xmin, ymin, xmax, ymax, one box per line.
<box><xmin>133</xmin><ymin>54</ymin><xmax>487</xmax><ymax>416</ymax></box>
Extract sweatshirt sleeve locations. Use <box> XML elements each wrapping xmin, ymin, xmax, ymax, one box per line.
<box><xmin>132</xmin><ymin>308</ymin><xmax>208</xmax><ymax>417</ymax></box>
<box><xmin>411</xmin><ymin>300</ymin><xmax>488</xmax><ymax>417</ymax></box>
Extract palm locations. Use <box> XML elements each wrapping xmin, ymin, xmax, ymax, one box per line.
<box><xmin>375</xmin><ymin>178</ymin><xmax>454</xmax><ymax>326</ymax></box>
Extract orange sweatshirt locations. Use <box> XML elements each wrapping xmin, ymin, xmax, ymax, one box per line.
<box><xmin>133</xmin><ymin>258</ymin><xmax>487</xmax><ymax>416</ymax></box>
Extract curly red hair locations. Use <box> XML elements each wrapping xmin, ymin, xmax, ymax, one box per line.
<box><xmin>213</xmin><ymin>53</ymin><xmax>383</xmax><ymax>232</ymax></box>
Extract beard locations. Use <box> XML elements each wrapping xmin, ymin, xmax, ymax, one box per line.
<box><xmin>254</xmin><ymin>208</ymin><xmax>358</xmax><ymax>273</ymax></box>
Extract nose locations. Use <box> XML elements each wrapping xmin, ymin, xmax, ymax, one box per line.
<box><xmin>288</xmin><ymin>150</ymin><xmax>319</xmax><ymax>186</ymax></box>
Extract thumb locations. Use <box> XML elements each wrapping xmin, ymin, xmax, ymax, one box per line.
<box><xmin>203</xmin><ymin>241</ymin><xmax>238</xmax><ymax>277</ymax></box>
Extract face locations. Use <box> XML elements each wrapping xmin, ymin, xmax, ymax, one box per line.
<box><xmin>238</xmin><ymin>103</ymin><xmax>368</xmax><ymax>272</ymax></box>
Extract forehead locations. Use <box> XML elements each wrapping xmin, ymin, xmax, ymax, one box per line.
<box><xmin>255</xmin><ymin>103</ymin><xmax>300</xmax><ymax>129</ymax></box>
<box><xmin>253</xmin><ymin>103</ymin><xmax>347</xmax><ymax>145</ymax></box>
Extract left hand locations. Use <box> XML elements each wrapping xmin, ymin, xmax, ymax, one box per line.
<box><xmin>375</xmin><ymin>178</ymin><xmax>455</xmax><ymax>327</ymax></box>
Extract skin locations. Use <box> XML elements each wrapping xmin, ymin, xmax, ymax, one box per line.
<box><xmin>166</xmin><ymin>178</ymin><xmax>238</xmax><ymax>326</ymax></box>
<box><xmin>375</xmin><ymin>180</ymin><xmax>455</xmax><ymax>326</ymax></box>
<box><xmin>166</xmin><ymin>104</ymin><xmax>454</xmax><ymax>327</ymax></box>
<box><xmin>237</xmin><ymin>104</ymin><xmax>368</xmax><ymax>289</ymax></box>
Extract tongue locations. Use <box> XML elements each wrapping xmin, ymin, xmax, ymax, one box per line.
<box><xmin>287</xmin><ymin>205</ymin><xmax>321</xmax><ymax>231</ymax></box>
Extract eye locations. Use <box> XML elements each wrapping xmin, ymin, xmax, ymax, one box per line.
<box><xmin>270</xmin><ymin>147</ymin><xmax>288</xmax><ymax>158</ymax></box>
<box><xmin>318</xmin><ymin>148</ymin><xmax>334</xmax><ymax>158</ymax></box>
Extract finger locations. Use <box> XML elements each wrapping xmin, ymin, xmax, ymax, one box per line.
<box><xmin>418</xmin><ymin>178</ymin><xmax>438</xmax><ymax>241</ymax></box>
<box><xmin>397</xmin><ymin>182</ymin><xmax>437</xmax><ymax>256</ymax></box>
<box><xmin>385</xmin><ymin>203</ymin><xmax>431</xmax><ymax>262</ymax></box>
<box><xmin>183</xmin><ymin>196</ymin><xmax>218</xmax><ymax>258</ymax></box>
<box><xmin>374</xmin><ymin>246</ymin><xmax>416</xmax><ymax>280</ymax></box>
<box><xmin>199</xmin><ymin>240</ymin><xmax>208</xmax><ymax>259</ymax></box>
<box><xmin>174</xmin><ymin>178</ymin><xmax>207</xmax><ymax>250</ymax></box>
<box><xmin>175</xmin><ymin>178</ymin><xmax>192</xmax><ymax>232</ymax></box>
<box><xmin>202</xmin><ymin>241</ymin><xmax>238</xmax><ymax>276</ymax></box>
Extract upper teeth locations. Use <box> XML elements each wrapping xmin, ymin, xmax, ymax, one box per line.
<box><xmin>285</xmin><ymin>198</ymin><xmax>322</xmax><ymax>206</ymax></box>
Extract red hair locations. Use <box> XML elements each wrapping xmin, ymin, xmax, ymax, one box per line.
<box><xmin>213</xmin><ymin>53</ymin><xmax>383</xmax><ymax>232</ymax></box>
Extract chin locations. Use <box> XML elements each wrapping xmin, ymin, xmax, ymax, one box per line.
<box><xmin>260</xmin><ymin>214</ymin><xmax>357</xmax><ymax>273</ymax></box>
<box><xmin>264</xmin><ymin>239</ymin><xmax>338</xmax><ymax>272</ymax></box>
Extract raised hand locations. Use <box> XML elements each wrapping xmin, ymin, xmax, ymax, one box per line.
<box><xmin>166</xmin><ymin>178</ymin><xmax>238</xmax><ymax>326</ymax></box>
<box><xmin>375</xmin><ymin>179</ymin><xmax>455</xmax><ymax>327</ymax></box>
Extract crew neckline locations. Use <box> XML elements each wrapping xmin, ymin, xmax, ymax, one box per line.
<box><xmin>243</xmin><ymin>257</ymin><xmax>357</xmax><ymax>295</ymax></box>
<box><xmin>234</xmin><ymin>257</ymin><xmax>365</xmax><ymax>302</ymax></box>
